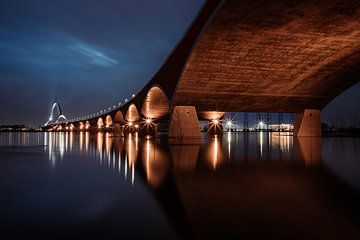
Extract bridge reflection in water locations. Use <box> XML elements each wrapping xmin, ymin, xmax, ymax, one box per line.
<box><xmin>42</xmin><ymin>132</ymin><xmax>322</xmax><ymax>177</ymax></box>
<box><xmin>1</xmin><ymin>132</ymin><xmax>359</xmax><ymax>239</ymax></box>
<box><xmin>40</xmin><ymin>132</ymin><xmax>360</xmax><ymax>238</ymax></box>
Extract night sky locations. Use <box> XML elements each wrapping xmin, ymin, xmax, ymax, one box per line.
<box><xmin>0</xmin><ymin>0</ymin><xmax>359</xmax><ymax>127</ymax></box>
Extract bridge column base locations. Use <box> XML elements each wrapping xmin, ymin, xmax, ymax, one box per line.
<box><xmin>168</xmin><ymin>106</ymin><xmax>201</xmax><ymax>141</ymax></box>
<box><xmin>294</xmin><ymin>109</ymin><xmax>321</xmax><ymax>137</ymax></box>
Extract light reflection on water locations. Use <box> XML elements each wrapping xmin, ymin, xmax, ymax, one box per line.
<box><xmin>0</xmin><ymin>132</ymin><xmax>359</xmax><ymax>188</ymax></box>
<box><xmin>0</xmin><ymin>132</ymin><xmax>360</xmax><ymax>239</ymax></box>
<box><xmin>36</xmin><ymin>132</ymin><xmax>303</xmax><ymax>186</ymax></box>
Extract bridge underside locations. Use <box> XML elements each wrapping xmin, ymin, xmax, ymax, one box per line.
<box><xmin>173</xmin><ymin>0</ymin><xmax>360</xmax><ymax>113</ymax></box>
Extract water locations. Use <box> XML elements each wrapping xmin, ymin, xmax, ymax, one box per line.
<box><xmin>0</xmin><ymin>132</ymin><xmax>360</xmax><ymax>239</ymax></box>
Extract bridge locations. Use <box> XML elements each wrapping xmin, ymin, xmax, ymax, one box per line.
<box><xmin>44</xmin><ymin>0</ymin><xmax>360</xmax><ymax>138</ymax></box>
<box><xmin>44</xmin><ymin>102</ymin><xmax>67</xmax><ymax>127</ymax></box>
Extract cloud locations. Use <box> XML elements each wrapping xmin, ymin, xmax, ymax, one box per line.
<box><xmin>68</xmin><ymin>44</ymin><xmax>118</xmax><ymax>66</ymax></box>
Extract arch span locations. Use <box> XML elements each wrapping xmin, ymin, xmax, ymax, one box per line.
<box><xmin>114</xmin><ymin>110</ymin><xmax>124</xmax><ymax>123</ymax></box>
<box><xmin>125</xmin><ymin>104</ymin><xmax>140</xmax><ymax>123</ymax></box>
<box><xmin>85</xmin><ymin>121</ymin><xmax>90</xmax><ymax>130</ymax></box>
<box><xmin>69</xmin><ymin>123</ymin><xmax>75</xmax><ymax>131</ymax></box>
<box><xmin>141</xmin><ymin>86</ymin><xmax>170</xmax><ymax>120</ymax></box>
<box><xmin>198</xmin><ymin>111</ymin><xmax>226</xmax><ymax>121</ymax></box>
<box><xmin>97</xmin><ymin>118</ymin><xmax>104</xmax><ymax>129</ymax></box>
<box><xmin>105</xmin><ymin>115</ymin><xmax>113</xmax><ymax>128</ymax></box>
<box><xmin>45</xmin><ymin>102</ymin><xmax>67</xmax><ymax>126</ymax></box>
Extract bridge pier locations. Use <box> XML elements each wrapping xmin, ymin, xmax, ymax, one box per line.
<box><xmin>168</xmin><ymin>106</ymin><xmax>201</xmax><ymax>140</ymax></box>
<box><xmin>294</xmin><ymin>109</ymin><xmax>321</xmax><ymax>137</ymax></box>
<box><xmin>113</xmin><ymin>123</ymin><xmax>124</xmax><ymax>137</ymax></box>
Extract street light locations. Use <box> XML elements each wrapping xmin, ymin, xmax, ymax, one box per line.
<box><xmin>212</xmin><ymin>119</ymin><xmax>219</xmax><ymax>125</ymax></box>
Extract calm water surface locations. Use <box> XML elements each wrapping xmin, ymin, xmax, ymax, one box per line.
<box><xmin>1</xmin><ymin>132</ymin><xmax>360</xmax><ymax>239</ymax></box>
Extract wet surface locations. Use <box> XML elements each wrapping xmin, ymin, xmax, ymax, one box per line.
<box><xmin>0</xmin><ymin>132</ymin><xmax>360</xmax><ymax>239</ymax></box>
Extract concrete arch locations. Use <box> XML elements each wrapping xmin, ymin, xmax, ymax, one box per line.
<box><xmin>113</xmin><ymin>111</ymin><xmax>124</xmax><ymax>137</ymax></box>
<box><xmin>141</xmin><ymin>85</ymin><xmax>170</xmax><ymax>120</ymax></box>
<box><xmin>125</xmin><ymin>104</ymin><xmax>140</xmax><ymax>122</ymax></box>
<box><xmin>105</xmin><ymin>115</ymin><xmax>113</xmax><ymax>128</ymax></box>
<box><xmin>97</xmin><ymin>117</ymin><xmax>104</xmax><ymax>128</ymax></box>
<box><xmin>85</xmin><ymin>121</ymin><xmax>90</xmax><ymax>130</ymax></box>
<box><xmin>114</xmin><ymin>110</ymin><xmax>124</xmax><ymax>123</ymax></box>
<box><xmin>198</xmin><ymin>111</ymin><xmax>226</xmax><ymax>121</ymax></box>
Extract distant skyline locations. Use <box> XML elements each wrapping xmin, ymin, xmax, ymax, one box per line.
<box><xmin>0</xmin><ymin>0</ymin><xmax>359</xmax><ymax>127</ymax></box>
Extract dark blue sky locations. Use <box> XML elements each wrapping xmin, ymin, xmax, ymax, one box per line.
<box><xmin>0</xmin><ymin>0</ymin><xmax>359</xmax><ymax>127</ymax></box>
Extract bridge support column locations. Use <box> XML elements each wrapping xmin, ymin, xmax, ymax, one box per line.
<box><xmin>168</xmin><ymin>106</ymin><xmax>201</xmax><ymax>140</ymax></box>
<box><xmin>113</xmin><ymin>123</ymin><xmax>124</xmax><ymax>137</ymax></box>
<box><xmin>294</xmin><ymin>109</ymin><xmax>321</xmax><ymax>137</ymax></box>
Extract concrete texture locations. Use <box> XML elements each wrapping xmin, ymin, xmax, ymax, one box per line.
<box><xmin>168</xmin><ymin>106</ymin><xmax>201</xmax><ymax>139</ymax></box>
<box><xmin>140</xmin><ymin>86</ymin><xmax>170</xmax><ymax>120</ymax></box>
<box><xmin>174</xmin><ymin>0</ymin><xmax>360</xmax><ymax>112</ymax></box>
<box><xmin>125</xmin><ymin>104</ymin><xmax>140</xmax><ymax>122</ymax></box>
<box><xmin>294</xmin><ymin>109</ymin><xmax>321</xmax><ymax>136</ymax></box>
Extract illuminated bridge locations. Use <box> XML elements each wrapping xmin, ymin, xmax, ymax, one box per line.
<box><xmin>44</xmin><ymin>102</ymin><xmax>67</xmax><ymax>127</ymax></box>
<box><xmin>44</xmin><ymin>0</ymin><xmax>360</xmax><ymax>138</ymax></box>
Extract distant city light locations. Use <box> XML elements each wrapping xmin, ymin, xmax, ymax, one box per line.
<box><xmin>226</xmin><ymin>120</ymin><xmax>233</xmax><ymax>127</ymax></box>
